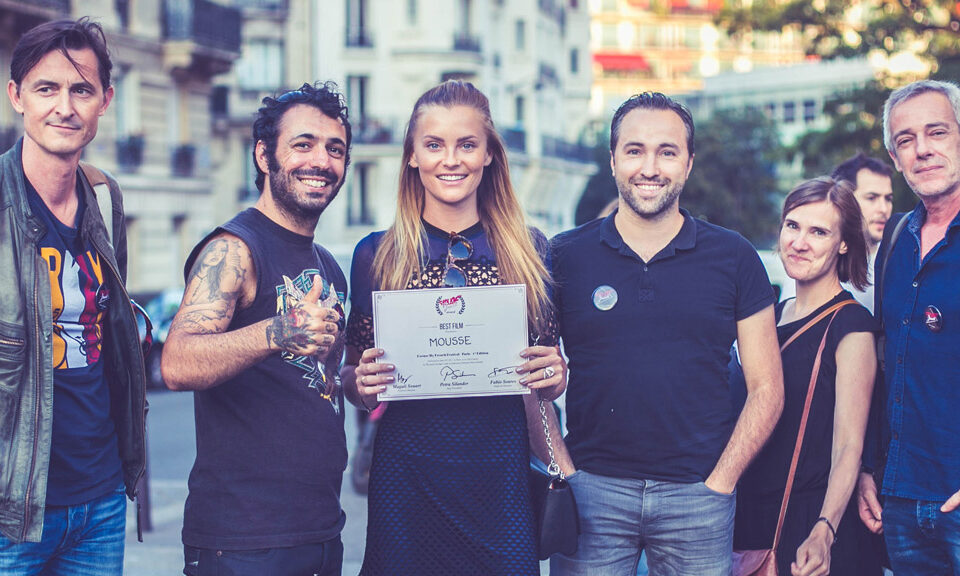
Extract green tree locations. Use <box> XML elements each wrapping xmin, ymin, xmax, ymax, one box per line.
<box><xmin>791</xmin><ymin>80</ymin><xmax>891</xmax><ymax>177</ymax></box>
<box><xmin>576</xmin><ymin>108</ymin><xmax>783</xmax><ymax>246</ymax></box>
<box><xmin>719</xmin><ymin>1</ymin><xmax>960</xmax><ymax>67</ymax></box>
<box><xmin>574</xmin><ymin>133</ymin><xmax>618</xmax><ymax>226</ymax></box>
<box><xmin>789</xmin><ymin>81</ymin><xmax>918</xmax><ymax>213</ymax></box>
<box><xmin>684</xmin><ymin>107</ymin><xmax>783</xmax><ymax>247</ymax></box>
<box><xmin>718</xmin><ymin>1</ymin><xmax>960</xmax><ymax>213</ymax></box>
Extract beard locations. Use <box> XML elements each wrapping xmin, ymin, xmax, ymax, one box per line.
<box><xmin>617</xmin><ymin>176</ymin><xmax>684</xmax><ymax>221</ymax></box>
<box><xmin>269</xmin><ymin>165</ymin><xmax>343</xmax><ymax>220</ymax></box>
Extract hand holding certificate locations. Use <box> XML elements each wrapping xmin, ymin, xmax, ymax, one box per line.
<box><xmin>372</xmin><ymin>285</ymin><xmax>530</xmax><ymax>400</ymax></box>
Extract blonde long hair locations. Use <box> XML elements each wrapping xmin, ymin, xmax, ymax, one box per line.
<box><xmin>372</xmin><ymin>80</ymin><xmax>553</xmax><ymax>335</ymax></box>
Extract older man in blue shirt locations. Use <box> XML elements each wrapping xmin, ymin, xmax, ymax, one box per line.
<box><xmin>858</xmin><ymin>80</ymin><xmax>960</xmax><ymax>574</ymax></box>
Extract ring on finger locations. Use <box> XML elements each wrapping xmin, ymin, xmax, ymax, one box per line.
<box><xmin>544</xmin><ymin>366</ymin><xmax>555</xmax><ymax>379</ymax></box>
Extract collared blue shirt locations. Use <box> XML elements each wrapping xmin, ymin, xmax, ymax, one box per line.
<box><xmin>880</xmin><ymin>202</ymin><xmax>960</xmax><ymax>501</ymax></box>
<box><xmin>552</xmin><ymin>209</ymin><xmax>774</xmax><ymax>483</ymax></box>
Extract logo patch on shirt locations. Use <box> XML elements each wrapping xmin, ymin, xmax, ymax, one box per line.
<box><xmin>592</xmin><ymin>285</ymin><xmax>618</xmax><ymax>311</ymax></box>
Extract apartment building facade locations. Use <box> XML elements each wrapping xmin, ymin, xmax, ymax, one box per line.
<box><xmin>589</xmin><ymin>0</ymin><xmax>806</xmax><ymax>119</ymax></box>
<box><xmin>213</xmin><ymin>0</ymin><xmax>596</xmax><ymax>266</ymax></box>
<box><xmin>0</xmin><ymin>0</ymin><xmax>241</xmax><ymax>296</ymax></box>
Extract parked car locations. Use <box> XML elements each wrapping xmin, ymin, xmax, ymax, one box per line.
<box><xmin>142</xmin><ymin>288</ymin><xmax>184</xmax><ymax>389</ymax></box>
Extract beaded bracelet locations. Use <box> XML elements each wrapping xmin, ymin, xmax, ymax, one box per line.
<box><xmin>815</xmin><ymin>516</ymin><xmax>838</xmax><ymax>544</ymax></box>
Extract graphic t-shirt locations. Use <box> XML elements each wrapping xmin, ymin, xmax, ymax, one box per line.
<box><xmin>25</xmin><ymin>173</ymin><xmax>122</xmax><ymax>506</ymax></box>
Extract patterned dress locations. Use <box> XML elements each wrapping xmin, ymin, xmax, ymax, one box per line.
<box><xmin>346</xmin><ymin>221</ymin><xmax>554</xmax><ymax>576</ymax></box>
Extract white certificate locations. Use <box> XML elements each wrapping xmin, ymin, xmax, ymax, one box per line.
<box><xmin>372</xmin><ymin>284</ymin><xmax>530</xmax><ymax>401</ymax></box>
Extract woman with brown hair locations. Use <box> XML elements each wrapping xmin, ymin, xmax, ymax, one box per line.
<box><xmin>734</xmin><ymin>177</ymin><xmax>878</xmax><ymax>576</ymax></box>
<box><xmin>340</xmin><ymin>80</ymin><xmax>568</xmax><ymax>575</ymax></box>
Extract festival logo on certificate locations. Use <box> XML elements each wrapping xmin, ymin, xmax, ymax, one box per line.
<box><xmin>435</xmin><ymin>294</ymin><xmax>467</xmax><ymax>315</ymax></box>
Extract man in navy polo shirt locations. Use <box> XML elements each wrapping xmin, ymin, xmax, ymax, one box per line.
<box><xmin>550</xmin><ymin>92</ymin><xmax>784</xmax><ymax>575</ymax></box>
<box><xmin>857</xmin><ymin>80</ymin><xmax>960</xmax><ymax>574</ymax></box>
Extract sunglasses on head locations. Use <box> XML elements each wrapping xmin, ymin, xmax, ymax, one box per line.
<box><xmin>276</xmin><ymin>89</ymin><xmax>307</xmax><ymax>103</ymax></box>
<box><xmin>442</xmin><ymin>233</ymin><xmax>473</xmax><ymax>287</ymax></box>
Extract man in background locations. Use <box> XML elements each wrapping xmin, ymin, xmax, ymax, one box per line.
<box><xmin>832</xmin><ymin>152</ymin><xmax>895</xmax><ymax>312</ymax></box>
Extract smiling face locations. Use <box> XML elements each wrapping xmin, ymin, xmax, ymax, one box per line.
<box><xmin>779</xmin><ymin>200</ymin><xmax>847</xmax><ymax>286</ymax></box>
<box><xmin>408</xmin><ymin>104</ymin><xmax>492</xmax><ymax>215</ymax></box>
<box><xmin>852</xmin><ymin>168</ymin><xmax>894</xmax><ymax>247</ymax></box>
<box><xmin>888</xmin><ymin>91</ymin><xmax>960</xmax><ymax>203</ymax></box>
<box><xmin>257</xmin><ymin>104</ymin><xmax>347</xmax><ymax>220</ymax></box>
<box><xmin>7</xmin><ymin>47</ymin><xmax>113</xmax><ymax>162</ymax></box>
<box><xmin>611</xmin><ymin>107</ymin><xmax>693</xmax><ymax>221</ymax></box>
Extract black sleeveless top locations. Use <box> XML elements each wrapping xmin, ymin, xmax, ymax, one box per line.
<box><xmin>182</xmin><ymin>208</ymin><xmax>348</xmax><ymax>550</ymax></box>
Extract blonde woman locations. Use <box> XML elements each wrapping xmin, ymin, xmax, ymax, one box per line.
<box><xmin>341</xmin><ymin>81</ymin><xmax>568</xmax><ymax>575</ymax></box>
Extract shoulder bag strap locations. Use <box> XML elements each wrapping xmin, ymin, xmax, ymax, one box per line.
<box><xmin>79</xmin><ymin>161</ymin><xmax>115</xmax><ymax>248</ymax></box>
<box><xmin>875</xmin><ymin>210</ymin><xmax>910</xmax><ymax>373</ymax></box>
<box><xmin>771</xmin><ymin>298</ymin><xmax>857</xmax><ymax>549</ymax></box>
<box><xmin>780</xmin><ymin>299</ymin><xmax>855</xmax><ymax>352</ymax></box>
<box><xmin>875</xmin><ymin>211</ymin><xmax>911</xmax><ymax>316</ymax></box>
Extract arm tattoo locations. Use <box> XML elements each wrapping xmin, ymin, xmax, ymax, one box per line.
<box><xmin>170</xmin><ymin>237</ymin><xmax>249</xmax><ymax>335</ymax></box>
<box><xmin>266</xmin><ymin>305</ymin><xmax>317</xmax><ymax>354</ymax></box>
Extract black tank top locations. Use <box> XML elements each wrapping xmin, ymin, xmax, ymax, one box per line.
<box><xmin>181</xmin><ymin>208</ymin><xmax>347</xmax><ymax>550</ymax></box>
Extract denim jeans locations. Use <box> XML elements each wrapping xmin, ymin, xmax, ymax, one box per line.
<box><xmin>550</xmin><ymin>470</ymin><xmax>735</xmax><ymax>576</ymax></box>
<box><xmin>0</xmin><ymin>485</ymin><xmax>126</xmax><ymax>576</ymax></box>
<box><xmin>183</xmin><ymin>536</ymin><xmax>343</xmax><ymax>576</ymax></box>
<box><xmin>883</xmin><ymin>495</ymin><xmax>960</xmax><ymax>575</ymax></box>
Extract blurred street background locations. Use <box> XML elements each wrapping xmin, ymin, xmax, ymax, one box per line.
<box><xmin>2</xmin><ymin>0</ymin><xmax>957</xmax><ymax>573</ymax></box>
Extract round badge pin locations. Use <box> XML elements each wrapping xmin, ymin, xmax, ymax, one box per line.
<box><xmin>924</xmin><ymin>305</ymin><xmax>943</xmax><ymax>333</ymax></box>
<box><xmin>592</xmin><ymin>285</ymin><xmax>618</xmax><ymax>311</ymax></box>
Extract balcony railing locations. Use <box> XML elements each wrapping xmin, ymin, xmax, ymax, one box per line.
<box><xmin>172</xmin><ymin>144</ymin><xmax>195</xmax><ymax>177</ymax></box>
<box><xmin>163</xmin><ymin>0</ymin><xmax>242</xmax><ymax>53</ymax></box>
<box><xmin>453</xmin><ymin>32</ymin><xmax>481</xmax><ymax>53</ymax></box>
<box><xmin>538</xmin><ymin>0</ymin><xmax>564</xmax><ymax>24</ymax></box>
<box><xmin>500</xmin><ymin>128</ymin><xmax>526</xmax><ymax>153</ymax></box>
<box><xmin>353</xmin><ymin>118</ymin><xmax>400</xmax><ymax>145</ymax></box>
<box><xmin>542</xmin><ymin>136</ymin><xmax>591</xmax><ymax>162</ymax></box>
<box><xmin>538</xmin><ymin>63</ymin><xmax>559</xmax><ymax>87</ymax></box>
<box><xmin>346</xmin><ymin>28</ymin><xmax>374</xmax><ymax>48</ymax></box>
<box><xmin>33</xmin><ymin>0</ymin><xmax>70</xmax><ymax>11</ymax></box>
<box><xmin>233</xmin><ymin>0</ymin><xmax>287</xmax><ymax>10</ymax></box>
<box><xmin>116</xmin><ymin>135</ymin><xmax>145</xmax><ymax>172</ymax></box>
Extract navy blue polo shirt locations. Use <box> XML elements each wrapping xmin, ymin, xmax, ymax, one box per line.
<box><xmin>552</xmin><ymin>209</ymin><xmax>775</xmax><ymax>483</ymax></box>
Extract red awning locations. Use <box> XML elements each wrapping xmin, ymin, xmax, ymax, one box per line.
<box><xmin>593</xmin><ymin>52</ymin><xmax>650</xmax><ymax>71</ymax></box>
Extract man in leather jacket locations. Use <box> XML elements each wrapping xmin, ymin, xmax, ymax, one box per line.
<box><xmin>0</xmin><ymin>18</ymin><xmax>146</xmax><ymax>575</ymax></box>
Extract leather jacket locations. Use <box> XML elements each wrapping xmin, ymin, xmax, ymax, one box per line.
<box><xmin>0</xmin><ymin>139</ymin><xmax>146</xmax><ymax>543</ymax></box>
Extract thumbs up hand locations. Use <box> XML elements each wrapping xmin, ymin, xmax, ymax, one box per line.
<box><xmin>266</xmin><ymin>275</ymin><xmax>342</xmax><ymax>357</ymax></box>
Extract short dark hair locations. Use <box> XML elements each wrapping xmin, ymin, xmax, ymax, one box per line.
<box><xmin>252</xmin><ymin>81</ymin><xmax>352</xmax><ymax>192</ymax></box>
<box><xmin>781</xmin><ymin>177</ymin><xmax>869</xmax><ymax>291</ymax></box>
<box><xmin>11</xmin><ymin>18</ymin><xmax>112</xmax><ymax>91</ymax></box>
<box><xmin>609</xmin><ymin>92</ymin><xmax>695</xmax><ymax>156</ymax></box>
<box><xmin>831</xmin><ymin>152</ymin><xmax>893</xmax><ymax>185</ymax></box>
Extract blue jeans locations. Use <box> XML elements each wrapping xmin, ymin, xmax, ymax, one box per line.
<box><xmin>183</xmin><ymin>536</ymin><xmax>343</xmax><ymax>576</ymax></box>
<box><xmin>883</xmin><ymin>495</ymin><xmax>960</xmax><ymax>574</ymax></box>
<box><xmin>0</xmin><ymin>485</ymin><xmax>126</xmax><ymax>576</ymax></box>
<box><xmin>550</xmin><ymin>470</ymin><xmax>735</xmax><ymax>576</ymax></box>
